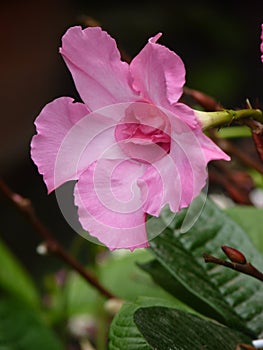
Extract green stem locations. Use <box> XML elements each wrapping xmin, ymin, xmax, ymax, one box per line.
<box><xmin>195</xmin><ymin>108</ymin><xmax>263</xmax><ymax>130</ymax></box>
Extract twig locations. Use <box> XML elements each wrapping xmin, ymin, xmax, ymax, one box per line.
<box><xmin>251</xmin><ymin>132</ymin><xmax>263</xmax><ymax>162</ymax></box>
<box><xmin>236</xmin><ymin>344</ymin><xmax>256</xmax><ymax>350</ymax></box>
<box><xmin>0</xmin><ymin>178</ymin><xmax>115</xmax><ymax>299</ymax></box>
<box><xmin>203</xmin><ymin>246</ymin><xmax>263</xmax><ymax>282</ymax></box>
<box><xmin>208</xmin><ymin>129</ymin><xmax>263</xmax><ymax>175</ymax></box>
<box><xmin>183</xmin><ymin>86</ymin><xmax>223</xmax><ymax>111</ymax></box>
<box><xmin>209</xmin><ymin>158</ymin><xmax>254</xmax><ymax>204</ymax></box>
<box><xmin>243</xmin><ymin>100</ymin><xmax>263</xmax><ymax>163</ymax></box>
<box><xmin>203</xmin><ymin>254</ymin><xmax>263</xmax><ymax>281</ymax></box>
<box><xmin>209</xmin><ymin>168</ymin><xmax>252</xmax><ymax>205</ymax></box>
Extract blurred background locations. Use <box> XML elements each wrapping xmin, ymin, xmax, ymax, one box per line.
<box><xmin>0</xmin><ymin>0</ymin><xmax>263</xmax><ymax>278</ymax></box>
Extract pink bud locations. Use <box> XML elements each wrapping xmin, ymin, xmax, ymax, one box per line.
<box><xmin>222</xmin><ymin>246</ymin><xmax>247</xmax><ymax>264</ymax></box>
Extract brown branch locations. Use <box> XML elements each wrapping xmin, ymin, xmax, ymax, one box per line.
<box><xmin>203</xmin><ymin>246</ymin><xmax>263</xmax><ymax>282</ymax></box>
<box><xmin>251</xmin><ymin>132</ymin><xmax>263</xmax><ymax>163</ymax></box>
<box><xmin>209</xmin><ymin>164</ymin><xmax>252</xmax><ymax>205</ymax></box>
<box><xmin>236</xmin><ymin>344</ymin><xmax>256</xmax><ymax>350</ymax></box>
<box><xmin>243</xmin><ymin>100</ymin><xmax>263</xmax><ymax>163</ymax></box>
<box><xmin>222</xmin><ymin>139</ymin><xmax>263</xmax><ymax>174</ymax></box>
<box><xmin>225</xmin><ymin>138</ymin><xmax>263</xmax><ymax>174</ymax></box>
<box><xmin>0</xmin><ymin>178</ymin><xmax>115</xmax><ymax>299</ymax></box>
<box><xmin>183</xmin><ymin>86</ymin><xmax>223</xmax><ymax>111</ymax></box>
<box><xmin>209</xmin><ymin>129</ymin><xmax>263</xmax><ymax>175</ymax></box>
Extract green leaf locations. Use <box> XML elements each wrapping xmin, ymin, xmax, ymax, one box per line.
<box><xmin>216</xmin><ymin>126</ymin><xmax>251</xmax><ymax>138</ymax></box>
<box><xmin>65</xmin><ymin>270</ymin><xmax>105</xmax><ymax>317</ymax></box>
<box><xmin>139</xmin><ymin>259</ymin><xmax>213</xmax><ymax>318</ymax></box>
<box><xmin>248</xmin><ymin>170</ymin><xmax>263</xmax><ymax>188</ymax></box>
<box><xmin>134</xmin><ymin>306</ymin><xmax>251</xmax><ymax>350</ymax></box>
<box><xmin>225</xmin><ymin>206</ymin><xmax>263</xmax><ymax>252</ymax></box>
<box><xmin>109</xmin><ymin>302</ymin><xmax>151</xmax><ymax>350</ymax></box>
<box><xmin>66</xmin><ymin>251</ymin><xmax>188</xmax><ymax>350</ymax></box>
<box><xmin>109</xmin><ymin>297</ymin><xmax>191</xmax><ymax>350</ymax></box>
<box><xmin>148</xmin><ymin>195</ymin><xmax>263</xmax><ymax>337</ymax></box>
<box><xmin>0</xmin><ymin>296</ymin><xmax>63</xmax><ymax>350</ymax></box>
<box><xmin>65</xmin><ymin>249</ymin><xmax>176</xmax><ymax>318</ymax></box>
<box><xmin>0</xmin><ymin>239</ymin><xmax>39</xmax><ymax>308</ymax></box>
<box><xmin>99</xmin><ymin>250</ymin><xmax>177</xmax><ymax>301</ymax></box>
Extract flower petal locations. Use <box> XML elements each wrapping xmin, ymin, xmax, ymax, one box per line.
<box><xmin>60</xmin><ymin>26</ymin><xmax>138</xmax><ymax>110</ymax></box>
<box><xmin>195</xmin><ymin>129</ymin><xmax>230</xmax><ymax>163</ymax></box>
<box><xmin>138</xmin><ymin>110</ymin><xmax>229</xmax><ymax>216</ymax></box>
<box><xmin>171</xmin><ymin>103</ymin><xmax>199</xmax><ymax>129</ymax></box>
<box><xmin>31</xmin><ymin>98</ymin><xmax>125</xmax><ymax>193</ymax></box>
<box><xmin>138</xmin><ymin>155</ymin><xmax>182</xmax><ymax>216</ymax></box>
<box><xmin>130</xmin><ymin>33</ymin><xmax>185</xmax><ymax>107</ymax></box>
<box><xmin>31</xmin><ymin>97</ymin><xmax>89</xmax><ymax>193</ymax></box>
<box><xmin>74</xmin><ymin>159</ymin><xmax>149</xmax><ymax>250</ymax></box>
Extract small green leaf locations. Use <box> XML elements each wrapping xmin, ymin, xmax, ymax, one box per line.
<box><xmin>134</xmin><ymin>306</ymin><xmax>251</xmax><ymax>350</ymax></box>
<box><xmin>216</xmin><ymin>126</ymin><xmax>251</xmax><ymax>138</ymax></box>
<box><xmin>0</xmin><ymin>239</ymin><xmax>39</xmax><ymax>307</ymax></box>
<box><xmin>148</xmin><ymin>195</ymin><xmax>263</xmax><ymax>336</ymax></box>
<box><xmin>109</xmin><ymin>302</ymin><xmax>151</xmax><ymax>350</ymax></box>
<box><xmin>109</xmin><ymin>297</ymin><xmax>190</xmax><ymax>350</ymax></box>
<box><xmin>0</xmin><ymin>296</ymin><xmax>63</xmax><ymax>350</ymax></box>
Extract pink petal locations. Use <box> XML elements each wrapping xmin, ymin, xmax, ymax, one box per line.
<box><xmin>60</xmin><ymin>26</ymin><xmax>138</xmax><ymax>110</ymax></box>
<box><xmin>130</xmin><ymin>34</ymin><xmax>187</xmax><ymax>108</ymax></box>
<box><xmin>74</xmin><ymin>159</ymin><xmax>149</xmax><ymax>250</ymax></box>
<box><xmin>31</xmin><ymin>98</ymin><xmax>125</xmax><ymax>193</ymax></box>
<box><xmin>115</xmin><ymin>102</ymin><xmax>171</xmax><ymax>163</ymax></box>
<box><xmin>138</xmin><ymin>144</ymin><xmax>198</xmax><ymax>216</ymax></box>
<box><xmin>195</xmin><ymin>129</ymin><xmax>230</xmax><ymax>163</ymax></box>
<box><xmin>171</xmin><ymin>103</ymin><xmax>198</xmax><ymax>129</ymax></box>
<box><xmin>138</xmin><ymin>110</ymin><xmax>229</xmax><ymax>216</ymax></box>
<box><xmin>261</xmin><ymin>24</ymin><xmax>263</xmax><ymax>62</ymax></box>
<box><xmin>138</xmin><ymin>155</ymin><xmax>182</xmax><ymax>216</ymax></box>
<box><xmin>31</xmin><ymin>97</ymin><xmax>89</xmax><ymax>193</ymax></box>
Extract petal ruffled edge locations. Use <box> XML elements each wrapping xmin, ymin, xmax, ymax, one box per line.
<box><xmin>60</xmin><ymin>26</ymin><xmax>138</xmax><ymax>111</ymax></box>
<box><xmin>30</xmin><ymin>97</ymin><xmax>90</xmax><ymax>193</ymax></box>
<box><xmin>74</xmin><ymin>159</ymin><xmax>149</xmax><ymax>250</ymax></box>
<box><xmin>130</xmin><ymin>32</ymin><xmax>186</xmax><ymax>107</ymax></box>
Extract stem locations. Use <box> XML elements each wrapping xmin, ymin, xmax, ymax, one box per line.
<box><xmin>208</xmin><ymin>130</ymin><xmax>263</xmax><ymax>175</ymax></box>
<box><xmin>209</xmin><ymin>167</ymin><xmax>251</xmax><ymax>205</ymax></box>
<box><xmin>0</xmin><ymin>178</ymin><xmax>115</xmax><ymax>299</ymax></box>
<box><xmin>203</xmin><ymin>253</ymin><xmax>263</xmax><ymax>282</ymax></box>
<box><xmin>252</xmin><ymin>132</ymin><xmax>263</xmax><ymax>162</ymax></box>
<box><xmin>196</xmin><ymin>109</ymin><xmax>263</xmax><ymax>130</ymax></box>
<box><xmin>183</xmin><ymin>86</ymin><xmax>223</xmax><ymax>111</ymax></box>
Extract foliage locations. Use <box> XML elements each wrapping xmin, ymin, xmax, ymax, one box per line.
<box><xmin>108</xmin><ymin>197</ymin><xmax>263</xmax><ymax>349</ymax></box>
<box><xmin>2</xmin><ymin>196</ymin><xmax>263</xmax><ymax>349</ymax></box>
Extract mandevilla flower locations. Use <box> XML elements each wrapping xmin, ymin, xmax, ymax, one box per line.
<box><xmin>31</xmin><ymin>26</ymin><xmax>229</xmax><ymax>250</ymax></box>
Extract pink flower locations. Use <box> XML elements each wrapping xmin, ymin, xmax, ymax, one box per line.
<box><xmin>261</xmin><ymin>24</ymin><xmax>263</xmax><ymax>62</ymax></box>
<box><xmin>31</xmin><ymin>26</ymin><xmax>229</xmax><ymax>250</ymax></box>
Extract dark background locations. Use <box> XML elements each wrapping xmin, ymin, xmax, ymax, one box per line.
<box><xmin>1</xmin><ymin>0</ymin><xmax>262</xmax><ymax>278</ymax></box>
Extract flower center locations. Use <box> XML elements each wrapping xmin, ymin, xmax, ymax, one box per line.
<box><xmin>115</xmin><ymin>102</ymin><xmax>171</xmax><ymax>163</ymax></box>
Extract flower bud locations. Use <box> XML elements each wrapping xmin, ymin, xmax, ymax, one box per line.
<box><xmin>221</xmin><ymin>246</ymin><xmax>247</xmax><ymax>264</ymax></box>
